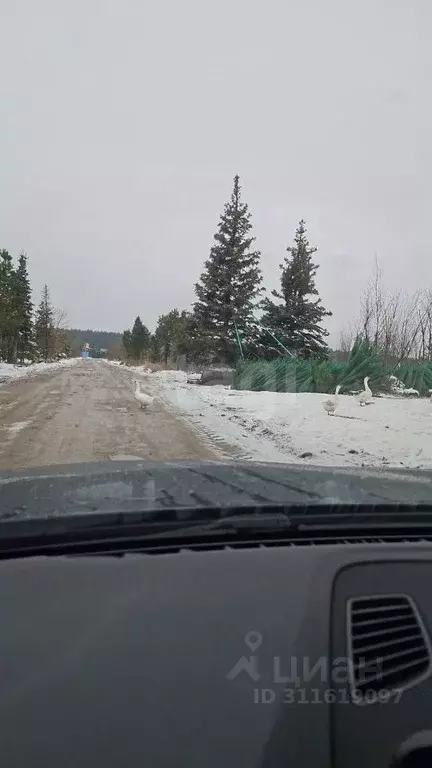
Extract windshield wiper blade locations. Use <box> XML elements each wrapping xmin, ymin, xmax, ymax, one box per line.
<box><xmin>0</xmin><ymin>508</ymin><xmax>294</xmax><ymax>556</ymax></box>
<box><xmin>2</xmin><ymin>503</ymin><xmax>432</xmax><ymax>559</ymax></box>
<box><xmin>0</xmin><ymin>504</ymin><xmax>293</xmax><ymax>542</ymax></box>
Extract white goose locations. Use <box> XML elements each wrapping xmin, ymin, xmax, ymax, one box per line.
<box><xmin>358</xmin><ymin>376</ymin><xmax>373</xmax><ymax>406</ymax></box>
<box><xmin>323</xmin><ymin>384</ymin><xmax>341</xmax><ymax>415</ymax></box>
<box><xmin>133</xmin><ymin>379</ymin><xmax>154</xmax><ymax>409</ymax></box>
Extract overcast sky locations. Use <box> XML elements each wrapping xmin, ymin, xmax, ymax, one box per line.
<box><xmin>1</xmin><ymin>0</ymin><xmax>430</xmax><ymax>344</ymax></box>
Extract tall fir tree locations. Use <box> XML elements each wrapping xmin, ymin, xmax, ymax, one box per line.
<box><xmin>193</xmin><ymin>175</ymin><xmax>264</xmax><ymax>364</ymax></box>
<box><xmin>261</xmin><ymin>220</ymin><xmax>331</xmax><ymax>359</ymax></box>
<box><xmin>13</xmin><ymin>254</ymin><xmax>34</xmax><ymax>363</ymax></box>
<box><xmin>35</xmin><ymin>284</ymin><xmax>54</xmax><ymax>362</ymax></box>
<box><xmin>130</xmin><ymin>316</ymin><xmax>150</xmax><ymax>360</ymax></box>
<box><xmin>122</xmin><ymin>329</ymin><xmax>132</xmax><ymax>358</ymax></box>
<box><xmin>0</xmin><ymin>249</ymin><xmax>18</xmax><ymax>362</ymax></box>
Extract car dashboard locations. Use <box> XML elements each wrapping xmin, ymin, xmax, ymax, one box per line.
<box><xmin>1</xmin><ymin>539</ymin><xmax>432</xmax><ymax>767</ymax></box>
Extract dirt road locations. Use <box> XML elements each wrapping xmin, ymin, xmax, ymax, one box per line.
<box><xmin>0</xmin><ymin>360</ymin><xmax>222</xmax><ymax>470</ymax></box>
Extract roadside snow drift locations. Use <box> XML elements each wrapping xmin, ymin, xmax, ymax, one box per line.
<box><xmin>125</xmin><ymin>366</ymin><xmax>432</xmax><ymax>469</ymax></box>
<box><xmin>0</xmin><ymin>358</ymin><xmax>79</xmax><ymax>384</ymax></box>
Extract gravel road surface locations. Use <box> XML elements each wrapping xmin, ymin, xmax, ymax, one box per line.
<box><xmin>0</xmin><ymin>360</ymin><xmax>223</xmax><ymax>470</ymax></box>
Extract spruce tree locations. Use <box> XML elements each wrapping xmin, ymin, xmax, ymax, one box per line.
<box><xmin>35</xmin><ymin>284</ymin><xmax>54</xmax><ymax>361</ymax></box>
<box><xmin>130</xmin><ymin>316</ymin><xmax>150</xmax><ymax>361</ymax></box>
<box><xmin>122</xmin><ymin>330</ymin><xmax>132</xmax><ymax>359</ymax></box>
<box><xmin>193</xmin><ymin>175</ymin><xmax>263</xmax><ymax>364</ymax></box>
<box><xmin>261</xmin><ymin>220</ymin><xmax>331</xmax><ymax>359</ymax></box>
<box><xmin>0</xmin><ymin>249</ymin><xmax>18</xmax><ymax>362</ymax></box>
<box><xmin>13</xmin><ymin>254</ymin><xmax>34</xmax><ymax>363</ymax></box>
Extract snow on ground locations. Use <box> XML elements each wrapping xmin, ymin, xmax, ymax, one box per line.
<box><xmin>123</xmin><ymin>366</ymin><xmax>432</xmax><ymax>469</ymax></box>
<box><xmin>0</xmin><ymin>358</ymin><xmax>80</xmax><ymax>383</ymax></box>
<box><xmin>7</xmin><ymin>420</ymin><xmax>32</xmax><ymax>435</ymax></box>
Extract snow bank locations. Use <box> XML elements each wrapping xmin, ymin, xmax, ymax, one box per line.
<box><xmin>140</xmin><ymin>370</ymin><xmax>432</xmax><ymax>469</ymax></box>
<box><xmin>389</xmin><ymin>375</ymin><xmax>420</xmax><ymax>396</ymax></box>
<box><xmin>0</xmin><ymin>358</ymin><xmax>80</xmax><ymax>383</ymax></box>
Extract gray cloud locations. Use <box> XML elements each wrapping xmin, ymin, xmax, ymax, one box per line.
<box><xmin>1</xmin><ymin>0</ymin><xmax>430</xmax><ymax>344</ymax></box>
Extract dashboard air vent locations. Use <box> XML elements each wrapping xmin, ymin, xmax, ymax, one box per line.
<box><xmin>347</xmin><ymin>594</ymin><xmax>431</xmax><ymax>700</ymax></box>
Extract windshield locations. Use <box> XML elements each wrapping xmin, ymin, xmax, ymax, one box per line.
<box><xmin>0</xmin><ymin>1</ymin><xmax>429</xmax><ymax>480</ymax></box>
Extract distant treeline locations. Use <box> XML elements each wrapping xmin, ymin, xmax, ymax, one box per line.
<box><xmin>65</xmin><ymin>329</ymin><xmax>122</xmax><ymax>356</ymax></box>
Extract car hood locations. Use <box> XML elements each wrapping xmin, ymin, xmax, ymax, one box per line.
<box><xmin>1</xmin><ymin>459</ymin><xmax>432</xmax><ymax>520</ymax></box>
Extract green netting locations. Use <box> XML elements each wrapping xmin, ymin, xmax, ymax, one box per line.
<box><xmin>233</xmin><ymin>340</ymin><xmax>394</xmax><ymax>394</ymax></box>
<box><xmin>394</xmin><ymin>362</ymin><xmax>432</xmax><ymax>395</ymax></box>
